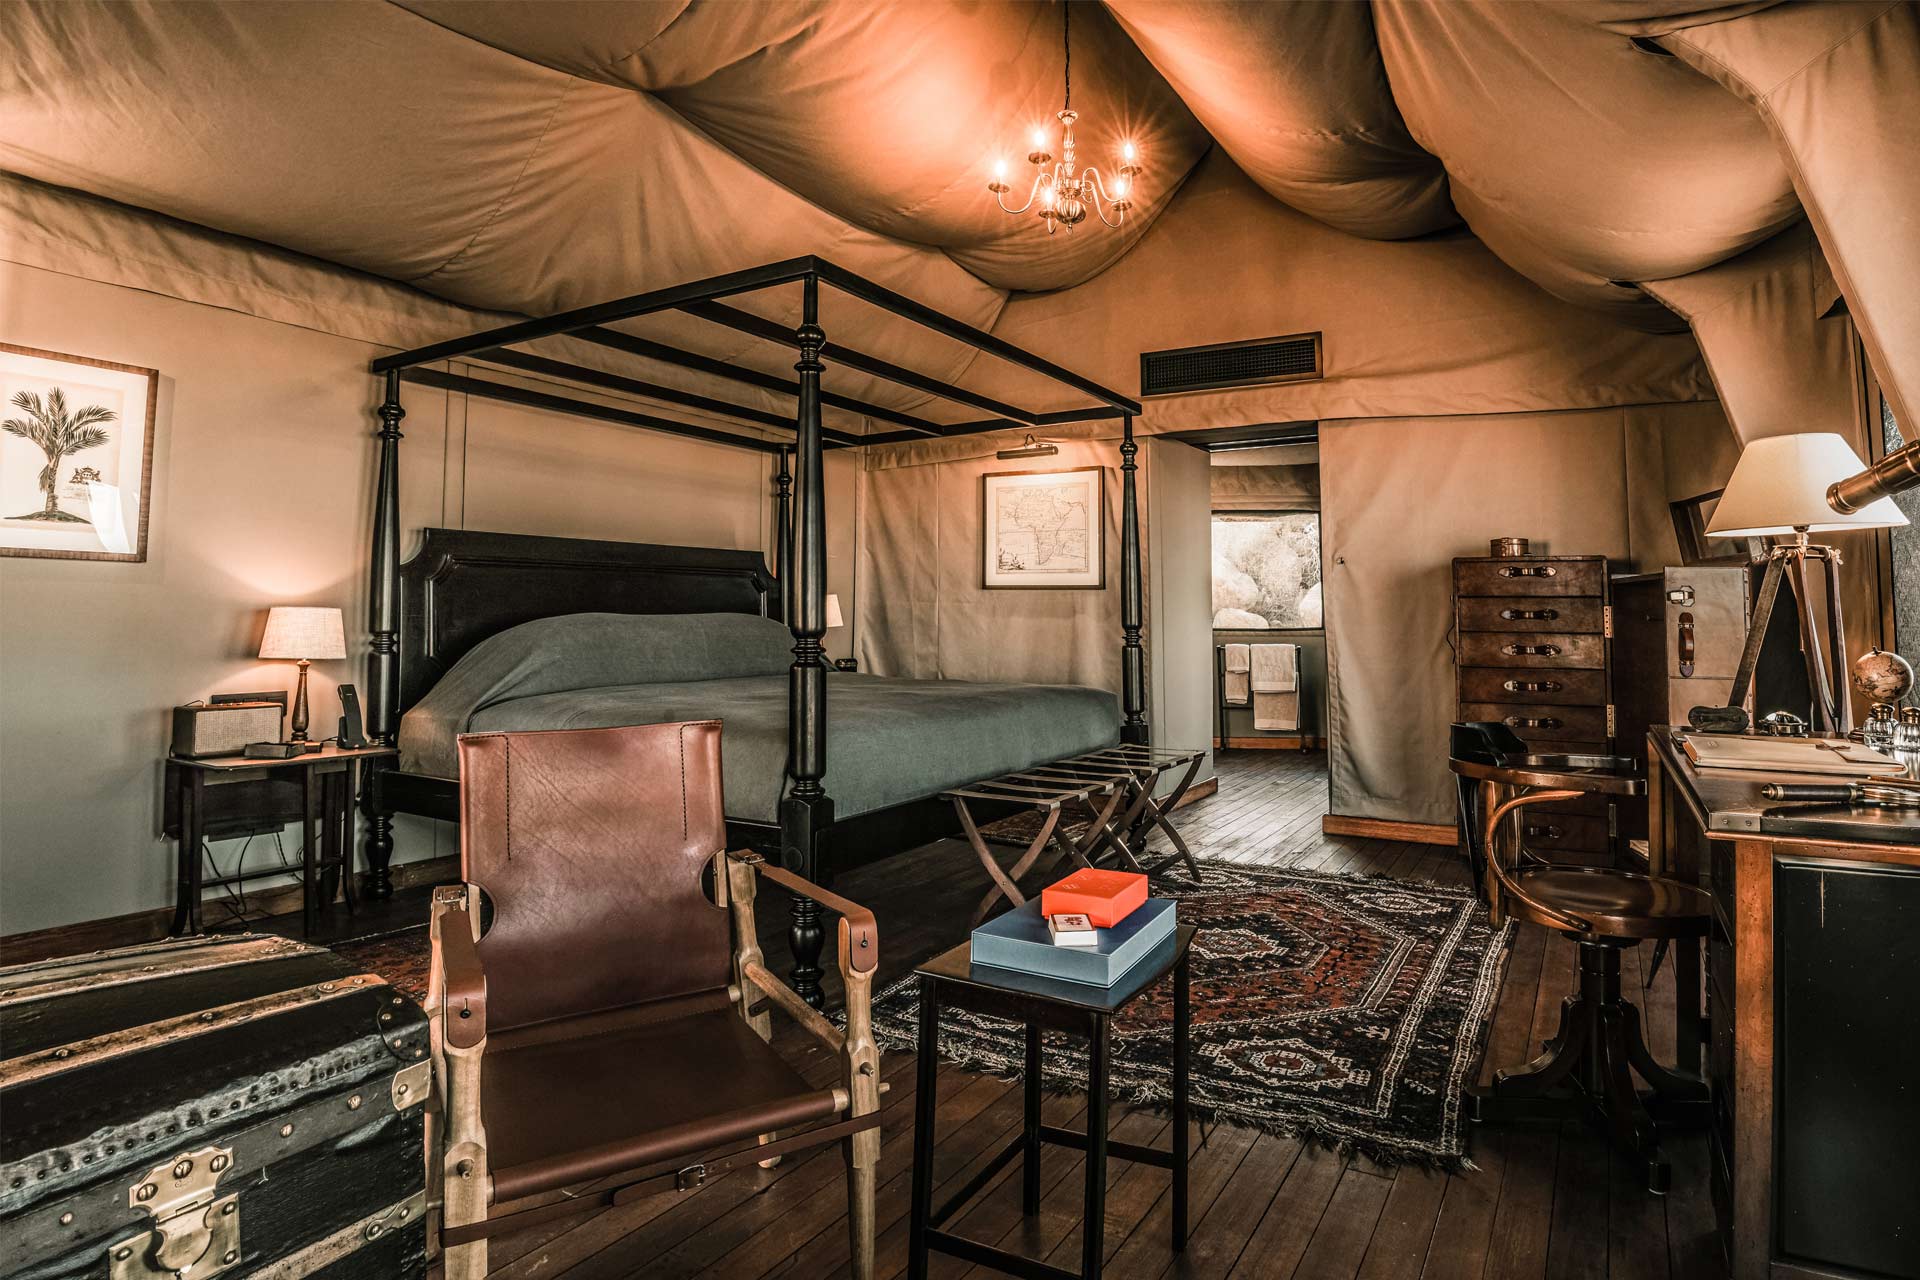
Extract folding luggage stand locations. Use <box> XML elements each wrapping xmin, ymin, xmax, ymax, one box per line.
<box><xmin>945</xmin><ymin>744</ymin><xmax>1207</xmax><ymax>923</ymax></box>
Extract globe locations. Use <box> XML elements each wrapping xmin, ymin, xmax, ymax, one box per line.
<box><xmin>1852</xmin><ymin>648</ymin><xmax>1915</xmax><ymax>703</ymax></box>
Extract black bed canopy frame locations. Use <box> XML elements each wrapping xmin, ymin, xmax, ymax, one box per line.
<box><xmin>364</xmin><ymin>255</ymin><xmax>1146</xmax><ymax>1006</ymax></box>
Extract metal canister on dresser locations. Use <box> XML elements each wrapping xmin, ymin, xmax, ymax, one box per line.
<box><xmin>1453</xmin><ymin>554</ymin><xmax>1615</xmax><ymax>861</ymax></box>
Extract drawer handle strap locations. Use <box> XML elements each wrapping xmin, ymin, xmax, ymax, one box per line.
<box><xmin>1504</xmin><ymin>715</ymin><xmax>1563</xmax><ymax>730</ymax></box>
<box><xmin>1524</xmin><ymin>823</ymin><xmax>1564</xmax><ymax>840</ymax></box>
<box><xmin>1499</xmin><ymin>608</ymin><xmax>1558</xmax><ymax>621</ymax></box>
<box><xmin>1503</xmin><ymin>679</ymin><xmax>1562</xmax><ymax>693</ymax></box>
<box><xmin>1499</xmin><ymin>565</ymin><xmax>1558</xmax><ymax>578</ymax></box>
<box><xmin>1503</xmin><ymin>644</ymin><xmax>1560</xmax><ymax>657</ymax></box>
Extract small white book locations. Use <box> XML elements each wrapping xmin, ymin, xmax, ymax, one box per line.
<box><xmin>1047</xmin><ymin>912</ymin><xmax>1099</xmax><ymax>947</ymax></box>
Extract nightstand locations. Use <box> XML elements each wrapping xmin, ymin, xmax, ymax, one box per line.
<box><xmin>166</xmin><ymin>744</ymin><xmax>397</xmax><ymax>937</ymax></box>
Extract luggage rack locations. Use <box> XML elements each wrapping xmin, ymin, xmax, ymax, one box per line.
<box><xmin>947</xmin><ymin>744</ymin><xmax>1207</xmax><ymax>923</ymax></box>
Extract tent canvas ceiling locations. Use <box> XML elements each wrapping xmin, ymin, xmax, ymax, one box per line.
<box><xmin>1</xmin><ymin>0</ymin><xmax>1915</xmax><ymax>433</ymax></box>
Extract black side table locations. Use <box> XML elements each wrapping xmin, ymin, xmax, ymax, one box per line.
<box><xmin>167</xmin><ymin>745</ymin><xmax>396</xmax><ymax>937</ymax></box>
<box><xmin>907</xmin><ymin>924</ymin><xmax>1197</xmax><ymax>1280</ymax></box>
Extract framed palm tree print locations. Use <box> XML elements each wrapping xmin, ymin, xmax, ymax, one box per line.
<box><xmin>0</xmin><ymin>344</ymin><xmax>157</xmax><ymax>561</ymax></box>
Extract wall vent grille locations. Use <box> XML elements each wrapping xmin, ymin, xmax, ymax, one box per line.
<box><xmin>1140</xmin><ymin>333</ymin><xmax>1323</xmax><ymax>397</ymax></box>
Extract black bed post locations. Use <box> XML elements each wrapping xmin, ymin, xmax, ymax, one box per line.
<box><xmin>1120</xmin><ymin>413</ymin><xmax>1149</xmax><ymax>746</ymax></box>
<box><xmin>363</xmin><ymin>370</ymin><xmax>406</xmax><ymax>898</ymax></box>
<box><xmin>775</xmin><ymin>446</ymin><xmax>795</xmax><ymax>623</ymax></box>
<box><xmin>781</xmin><ymin>274</ymin><xmax>835</xmax><ymax>1008</ymax></box>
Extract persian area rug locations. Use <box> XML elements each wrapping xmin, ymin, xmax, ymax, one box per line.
<box><xmin>869</xmin><ymin>861</ymin><xmax>1511</xmax><ymax>1172</ymax></box>
<box><xmin>333</xmin><ymin>926</ymin><xmax>430</xmax><ymax>1002</ymax></box>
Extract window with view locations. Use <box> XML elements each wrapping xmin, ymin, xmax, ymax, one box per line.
<box><xmin>1212</xmin><ymin>512</ymin><xmax>1322</xmax><ymax>630</ymax></box>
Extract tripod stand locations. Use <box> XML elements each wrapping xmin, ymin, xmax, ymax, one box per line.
<box><xmin>1726</xmin><ymin>529</ymin><xmax>1850</xmax><ymax>735</ymax></box>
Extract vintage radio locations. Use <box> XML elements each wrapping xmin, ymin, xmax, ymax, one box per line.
<box><xmin>0</xmin><ymin>935</ymin><xmax>429</xmax><ymax>1279</ymax></box>
<box><xmin>171</xmin><ymin>701</ymin><xmax>283</xmax><ymax>758</ymax></box>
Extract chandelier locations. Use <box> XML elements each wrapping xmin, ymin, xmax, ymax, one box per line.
<box><xmin>988</xmin><ymin>3</ymin><xmax>1142</xmax><ymax>234</ymax></box>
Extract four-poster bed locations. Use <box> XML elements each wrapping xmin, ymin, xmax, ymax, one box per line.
<box><xmin>359</xmin><ymin>256</ymin><xmax>1147</xmax><ymax>1005</ymax></box>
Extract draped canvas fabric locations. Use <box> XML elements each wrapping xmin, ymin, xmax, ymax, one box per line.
<box><xmin>970</xmin><ymin>152</ymin><xmax>1715</xmax><ymax>429</ymax></box>
<box><xmin>1210</xmin><ymin>464</ymin><xmax>1320</xmax><ymax>513</ymax></box>
<box><xmin>1366</xmin><ymin>2</ymin><xmax>1803</xmax><ymax>330</ymax></box>
<box><xmin>1322</xmin><ymin>402</ymin><xmax>1735</xmax><ymax>827</ymax></box>
<box><xmin>1105</xmin><ymin>0</ymin><xmax>1455</xmax><ymax>239</ymax></box>
<box><xmin>1642</xmin><ymin>222</ymin><xmax>1858</xmax><ymax>444</ymax></box>
<box><xmin>1662</xmin><ymin>1</ymin><xmax>1920</xmax><ymax>435</ymax></box>
<box><xmin>855</xmin><ymin>439</ymin><xmax>1126</xmax><ymax>696</ymax></box>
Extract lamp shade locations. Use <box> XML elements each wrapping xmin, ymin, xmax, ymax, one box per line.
<box><xmin>259</xmin><ymin>606</ymin><xmax>347</xmax><ymax>661</ymax></box>
<box><xmin>824</xmin><ymin>593</ymin><xmax>846</xmax><ymax>630</ymax></box>
<box><xmin>1706</xmin><ymin>433</ymin><xmax>1908</xmax><ymax>537</ymax></box>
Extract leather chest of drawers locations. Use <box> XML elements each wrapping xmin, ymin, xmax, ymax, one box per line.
<box><xmin>1454</xmin><ymin>554</ymin><xmax>1614</xmax><ymax>856</ymax></box>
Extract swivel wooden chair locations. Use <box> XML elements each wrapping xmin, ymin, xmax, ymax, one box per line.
<box><xmin>1449</xmin><ymin>742</ymin><xmax>1711</xmax><ymax>1193</ymax></box>
<box><xmin>426</xmin><ymin>721</ymin><xmax>882</xmax><ymax>1278</ymax></box>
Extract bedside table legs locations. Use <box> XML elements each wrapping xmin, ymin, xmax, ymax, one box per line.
<box><xmin>908</xmin><ymin>979</ymin><xmax>939</xmax><ymax>1280</ymax></box>
<box><xmin>1174</xmin><ymin>949</ymin><xmax>1190</xmax><ymax>1248</ymax></box>
<box><xmin>1084</xmin><ymin>1016</ymin><xmax>1110</xmax><ymax>1280</ymax></box>
<box><xmin>1024</xmin><ymin>1024</ymin><xmax>1043</xmax><ymax>1214</ymax></box>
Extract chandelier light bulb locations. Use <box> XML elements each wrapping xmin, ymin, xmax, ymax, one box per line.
<box><xmin>985</xmin><ymin>3</ymin><xmax>1141</xmax><ymax>234</ymax></box>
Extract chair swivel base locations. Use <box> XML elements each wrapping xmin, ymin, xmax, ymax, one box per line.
<box><xmin>1469</xmin><ymin>940</ymin><xmax>1708</xmax><ymax>1194</ymax></box>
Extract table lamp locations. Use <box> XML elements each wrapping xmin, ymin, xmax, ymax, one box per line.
<box><xmin>1706</xmin><ymin>433</ymin><xmax>1906</xmax><ymax>734</ymax></box>
<box><xmin>259</xmin><ymin>606</ymin><xmax>347</xmax><ymax>743</ymax></box>
<box><xmin>824</xmin><ymin>593</ymin><xmax>845</xmax><ymax>630</ymax></box>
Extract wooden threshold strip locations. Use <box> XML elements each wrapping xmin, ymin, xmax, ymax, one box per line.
<box><xmin>1320</xmin><ymin>814</ymin><xmax>1455</xmax><ymax>846</ymax></box>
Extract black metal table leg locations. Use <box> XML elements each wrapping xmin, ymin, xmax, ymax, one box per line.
<box><xmin>908</xmin><ymin>978</ymin><xmax>939</xmax><ymax>1280</ymax></box>
<box><xmin>170</xmin><ymin>769</ymin><xmax>192</xmax><ymax>936</ymax></box>
<box><xmin>185</xmin><ymin>770</ymin><xmax>205</xmax><ymax>935</ymax></box>
<box><xmin>1083</xmin><ymin>1015</ymin><xmax>1109</xmax><ymax>1280</ymax></box>
<box><xmin>1173</xmin><ymin>948</ymin><xmax>1190</xmax><ymax>1249</ymax></box>
<box><xmin>301</xmin><ymin>767</ymin><xmax>319</xmax><ymax>937</ymax></box>
<box><xmin>341</xmin><ymin>763</ymin><xmax>359</xmax><ymax>913</ymax></box>
<box><xmin>1023</xmin><ymin>1021</ymin><xmax>1043</xmax><ymax>1215</ymax></box>
<box><xmin>320</xmin><ymin>769</ymin><xmax>343</xmax><ymax>915</ymax></box>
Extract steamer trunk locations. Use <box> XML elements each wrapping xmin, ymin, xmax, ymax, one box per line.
<box><xmin>0</xmin><ymin>935</ymin><xmax>429</xmax><ymax>1280</ymax></box>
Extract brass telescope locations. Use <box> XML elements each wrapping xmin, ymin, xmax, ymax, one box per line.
<box><xmin>1830</xmin><ymin>438</ymin><xmax>1920</xmax><ymax>513</ymax></box>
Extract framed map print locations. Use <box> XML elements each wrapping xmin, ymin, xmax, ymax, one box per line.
<box><xmin>1</xmin><ymin>344</ymin><xmax>156</xmax><ymax>562</ymax></box>
<box><xmin>981</xmin><ymin>466</ymin><xmax>1106</xmax><ymax>589</ymax></box>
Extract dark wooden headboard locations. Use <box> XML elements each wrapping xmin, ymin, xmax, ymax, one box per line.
<box><xmin>395</xmin><ymin>527</ymin><xmax>777</xmax><ymax>715</ymax></box>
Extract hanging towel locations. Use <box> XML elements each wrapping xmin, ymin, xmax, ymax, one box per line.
<box><xmin>1251</xmin><ymin>643</ymin><xmax>1300</xmax><ymax>731</ymax></box>
<box><xmin>1223</xmin><ymin>644</ymin><xmax>1251</xmax><ymax>706</ymax></box>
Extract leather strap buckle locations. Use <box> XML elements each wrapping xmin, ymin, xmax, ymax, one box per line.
<box><xmin>674</xmin><ymin>1163</ymin><xmax>707</xmax><ymax>1192</ymax></box>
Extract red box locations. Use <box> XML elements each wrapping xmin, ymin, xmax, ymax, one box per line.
<box><xmin>1040</xmin><ymin>868</ymin><xmax>1148</xmax><ymax>928</ymax></box>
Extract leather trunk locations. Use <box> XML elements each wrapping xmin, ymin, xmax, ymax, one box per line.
<box><xmin>0</xmin><ymin>935</ymin><xmax>428</xmax><ymax>1280</ymax></box>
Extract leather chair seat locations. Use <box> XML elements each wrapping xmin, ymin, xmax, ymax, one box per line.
<box><xmin>1509</xmin><ymin>867</ymin><xmax>1713</xmax><ymax>940</ymax></box>
<box><xmin>481</xmin><ymin>1000</ymin><xmax>842</xmax><ymax>1204</ymax></box>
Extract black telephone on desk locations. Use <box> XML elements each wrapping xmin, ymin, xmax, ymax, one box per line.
<box><xmin>337</xmin><ymin>684</ymin><xmax>369</xmax><ymax>749</ymax></box>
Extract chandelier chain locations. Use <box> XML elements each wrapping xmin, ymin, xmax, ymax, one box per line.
<box><xmin>1063</xmin><ymin>2</ymin><xmax>1071</xmax><ymax>110</ymax></box>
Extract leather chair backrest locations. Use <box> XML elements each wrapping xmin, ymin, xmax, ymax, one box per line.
<box><xmin>457</xmin><ymin>720</ymin><xmax>731</xmax><ymax>1034</ymax></box>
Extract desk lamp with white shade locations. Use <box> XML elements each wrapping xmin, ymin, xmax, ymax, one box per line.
<box><xmin>1706</xmin><ymin>433</ymin><xmax>1906</xmax><ymax>734</ymax></box>
<box><xmin>259</xmin><ymin>606</ymin><xmax>347</xmax><ymax>743</ymax></box>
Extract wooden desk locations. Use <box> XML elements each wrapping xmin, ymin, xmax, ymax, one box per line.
<box><xmin>1647</xmin><ymin>729</ymin><xmax>1920</xmax><ymax>1280</ymax></box>
<box><xmin>168</xmin><ymin>745</ymin><xmax>396</xmax><ymax>937</ymax></box>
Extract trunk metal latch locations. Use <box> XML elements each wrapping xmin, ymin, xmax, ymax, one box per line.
<box><xmin>109</xmin><ymin>1145</ymin><xmax>241</xmax><ymax>1279</ymax></box>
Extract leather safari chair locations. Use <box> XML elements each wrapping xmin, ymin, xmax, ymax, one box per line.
<box><xmin>426</xmin><ymin>721</ymin><xmax>881</xmax><ymax>1278</ymax></box>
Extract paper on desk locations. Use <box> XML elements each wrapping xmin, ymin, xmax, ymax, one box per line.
<box><xmin>1680</xmin><ymin>733</ymin><xmax>1901</xmax><ymax>777</ymax></box>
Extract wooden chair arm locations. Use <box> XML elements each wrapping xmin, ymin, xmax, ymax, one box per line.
<box><xmin>434</xmin><ymin>901</ymin><xmax>489</xmax><ymax>1049</ymax></box>
<box><xmin>1483</xmin><ymin>789</ymin><xmax>1592</xmax><ymax>933</ymax></box>
<box><xmin>733</xmin><ymin>853</ymin><xmax>880</xmax><ymax>975</ymax></box>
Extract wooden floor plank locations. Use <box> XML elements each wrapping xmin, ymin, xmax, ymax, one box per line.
<box><xmin>1224</xmin><ymin>1145</ymin><xmax>1347</xmax><ymax>1280</ymax></box>
<box><xmin>1291</xmin><ymin>1165</ymin><xmax>1396</xmax><ymax>1280</ymax></box>
<box><xmin>1353</xmin><ymin>1170</ymin><xmax>1448</xmax><ymax>1280</ymax></box>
